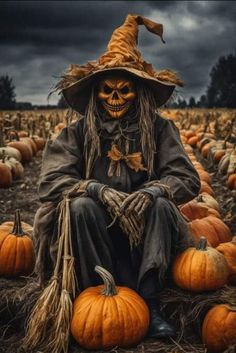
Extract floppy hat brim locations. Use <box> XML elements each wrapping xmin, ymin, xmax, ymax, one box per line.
<box><xmin>62</xmin><ymin>67</ymin><xmax>175</xmax><ymax>115</ymax></box>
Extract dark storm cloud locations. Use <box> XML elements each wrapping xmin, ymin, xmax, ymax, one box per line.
<box><xmin>0</xmin><ymin>1</ymin><xmax>235</xmax><ymax>104</ymax></box>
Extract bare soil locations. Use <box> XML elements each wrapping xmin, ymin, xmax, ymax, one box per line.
<box><xmin>0</xmin><ymin>152</ymin><xmax>42</xmax><ymax>225</ymax></box>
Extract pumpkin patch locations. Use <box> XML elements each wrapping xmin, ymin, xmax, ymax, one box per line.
<box><xmin>0</xmin><ymin>108</ymin><xmax>235</xmax><ymax>353</ymax></box>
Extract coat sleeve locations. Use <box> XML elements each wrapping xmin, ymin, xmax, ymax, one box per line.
<box><xmin>38</xmin><ymin>121</ymin><xmax>85</xmax><ymax>203</ymax></box>
<box><xmin>154</xmin><ymin>117</ymin><xmax>200</xmax><ymax>205</ymax></box>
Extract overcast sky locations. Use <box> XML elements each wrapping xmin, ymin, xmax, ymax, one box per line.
<box><xmin>0</xmin><ymin>1</ymin><xmax>235</xmax><ymax>105</ymax></box>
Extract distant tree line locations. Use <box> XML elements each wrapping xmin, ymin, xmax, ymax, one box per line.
<box><xmin>0</xmin><ymin>53</ymin><xmax>235</xmax><ymax>110</ymax></box>
<box><xmin>170</xmin><ymin>53</ymin><xmax>236</xmax><ymax>109</ymax></box>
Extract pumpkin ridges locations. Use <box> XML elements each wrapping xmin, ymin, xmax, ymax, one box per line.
<box><xmin>187</xmin><ymin>250</ymin><xmax>196</xmax><ymax>290</ymax></box>
<box><xmin>123</xmin><ymin>295</ymin><xmax>147</xmax><ymax>345</ymax></box>
<box><xmin>2</xmin><ymin>236</ymin><xmax>17</xmax><ymax>276</ymax></box>
<box><xmin>95</xmin><ymin>297</ymin><xmax>107</xmax><ymax>348</ymax></box>
<box><xmin>72</xmin><ymin>295</ymin><xmax>100</xmax><ymax>347</ymax></box>
<box><xmin>172</xmin><ymin>237</ymin><xmax>229</xmax><ymax>292</ymax></box>
<box><xmin>207</xmin><ymin>249</ymin><xmax>229</xmax><ymax>289</ymax></box>
<box><xmin>120</xmin><ymin>293</ymin><xmax>148</xmax><ymax>346</ymax></box>
<box><xmin>117</xmin><ymin>296</ymin><xmax>133</xmax><ymax>346</ymax></box>
<box><xmin>202</xmin><ymin>304</ymin><xmax>236</xmax><ymax>352</ymax></box>
<box><xmin>192</xmin><ymin>247</ymin><xmax>208</xmax><ymax>291</ymax></box>
<box><xmin>22</xmin><ymin>236</ymin><xmax>34</xmax><ymax>274</ymax></box>
<box><xmin>0</xmin><ymin>210</ymin><xmax>34</xmax><ymax>277</ymax></box>
<box><xmin>206</xmin><ymin>217</ymin><xmax>232</xmax><ymax>244</ymax></box>
<box><xmin>119</xmin><ymin>292</ymin><xmax>148</xmax><ymax>328</ymax></box>
<box><xmin>71</xmin><ymin>267</ymin><xmax>149</xmax><ymax>350</ymax></box>
<box><xmin>0</xmin><ymin>233</ymin><xmax>9</xmax><ymax>251</ymax></box>
<box><xmin>216</xmin><ymin>238</ymin><xmax>236</xmax><ymax>284</ymax></box>
<box><xmin>189</xmin><ymin>219</ymin><xmax>217</xmax><ymax>246</ymax></box>
<box><xmin>0</xmin><ymin>162</ymin><xmax>12</xmax><ymax>188</ymax></box>
<box><xmin>15</xmin><ymin>237</ymin><xmax>25</xmax><ymax>275</ymax></box>
<box><xmin>178</xmin><ymin>249</ymin><xmax>193</xmax><ymax>285</ymax></box>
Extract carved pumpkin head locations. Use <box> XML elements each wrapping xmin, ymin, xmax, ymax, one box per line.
<box><xmin>98</xmin><ymin>75</ymin><xmax>136</xmax><ymax>119</ymax></box>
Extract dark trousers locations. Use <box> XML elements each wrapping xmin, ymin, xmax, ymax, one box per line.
<box><xmin>70</xmin><ymin>196</ymin><xmax>183</xmax><ymax>299</ymax></box>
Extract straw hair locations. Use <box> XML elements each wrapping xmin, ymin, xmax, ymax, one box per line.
<box><xmin>136</xmin><ymin>83</ymin><xmax>157</xmax><ymax>176</ymax></box>
<box><xmin>83</xmin><ymin>81</ymin><xmax>157</xmax><ymax>179</ymax></box>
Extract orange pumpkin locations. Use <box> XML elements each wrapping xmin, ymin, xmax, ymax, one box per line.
<box><xmin>18</xmin><ymin>130</ymin><xmax>28</xmax><ymax>138</ymax></box>
<box><xmin>8</xmin><ymin>140</ymin><xmax>32</xmax><ymax>162</ymax></box>
<box><xmin>21</xmin><ymin>137</ymin><xmax>38</xmax><ymax>156</ymax></box>
<box><xmin>0</xmin><ymin>155</ymin><xmax>12</xmax><ymax>188</ymax></box>
<box><xmin>32</xmin><ymin>136</ymin><xmax>45</xmax><ymax>151</ymax></box>
<box><xmin>202</xmin><ymin>304</ymin><xmax>236</xmax><ymax>352</ymax></box>
<box><xmin>0</xmin><ymin>210</ymin><xmax>35</xmax><ymax>276</ymax></box>
<box><xmin>185</xmin><ymin>130</ymin><xmax>196</xmax><ymax>139</ymax></box>
<box><xmin>187</xmin><ymin>135</ymin><xmax>198</xmax><ymax>147</ymax></box>
<box><xmin>189</xmin><ymin>215</ymin><xmax>232</xmax><ymax>248</ymax></box>
<box><xmin>227</xmin><ymin>173</ymin><xmax>236</xmax><ymax>190</ymax></box>
<box><xmin>201</xmin><ymin>141</ymin><xmax>216</xmax><ymax>158</ymax></box>
<box><xmin>71</xmin><ymin>266</ymin><xmax>150</xmax><ymax>350</ymax></box>
<box><xmin>172</xmin><ymin>237</ymin><xmax>229</xmax><ymax>292</ymax></box>
<box><xmin>200</xmin><ymin>180</ymin><xmax>214</xmax><ymax>196</ymax></box>
<box><xmin>180</xmin><ymin>200</ymin><xmax>220</xmax><ymax>221</ymax></box>
<box><xmin>216</xmin><ymin>236</ymin><xmax>236</xmax><ymax>285</ymax></box>
<box><xmin>197</xmin><ymin>169</ymin><xmax>212</xmax><ymax>185</ymax></box>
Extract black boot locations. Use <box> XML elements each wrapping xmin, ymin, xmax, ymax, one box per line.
<box><xmin>146</xmin><ymin>299</ymin><xmax>176</xmax><ymax>339</ymax></box>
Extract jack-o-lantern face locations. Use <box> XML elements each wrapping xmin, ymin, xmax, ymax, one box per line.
<box><xmin>98</xmin><ymin>76</ymin><xmax>136</xmax><ymax>119</ymax></box>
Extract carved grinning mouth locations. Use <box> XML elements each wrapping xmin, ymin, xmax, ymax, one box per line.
<box><xmin>103</xmin><ymin>101</ymin><xmax>130</xmax><ymax>112</ymax></box>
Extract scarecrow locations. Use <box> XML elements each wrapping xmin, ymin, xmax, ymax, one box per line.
<box><xmin>31</xmin><ymin>14</ymin><xmax>200</xmax><ymax>346</ymax></box>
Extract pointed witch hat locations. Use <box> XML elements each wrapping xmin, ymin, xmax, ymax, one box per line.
<box><xmin>57</xmin><ymin>14</ymin><xmax>183</xmax><ymax>114</ymax></box>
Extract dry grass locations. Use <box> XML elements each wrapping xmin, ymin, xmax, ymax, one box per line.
<box><xmin>0</xmin><ymin>277</ymin><xmax>235</xmax><ymax>353</ymax></box>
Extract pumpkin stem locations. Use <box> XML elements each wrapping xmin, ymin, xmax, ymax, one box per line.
<box><xmin>197</xmin><ymin>237</ymin><xmax>207</xmax><ymax>251</ymax></box>
<box><xmin>95</xmin><ymin>265</ymin><xmax>117</xmax><ymax>296</ymax></box>
<box><xmin>196</xmin><ymin>194</ymin><xmax>203</xmax><ymax>203</ymax></box>
<box><xmin>9</xmin><ymin>130</ymin><xmax>20</xmax><ymax>142</ymax></box>
<box><xmin>0</xmin><ymin>149</ymin><xmax>6</xmax><ymax>163</ymax></box>
<box><xmin>12</xmin><ymin>209</ymin><xmax>25</xmax><ymax>236</ymax></box>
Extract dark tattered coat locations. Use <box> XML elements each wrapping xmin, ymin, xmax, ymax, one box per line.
<box><xmin>34</xmin><ymin>115</ymin><xmax>200</xmax><ymax>286</ymax></box>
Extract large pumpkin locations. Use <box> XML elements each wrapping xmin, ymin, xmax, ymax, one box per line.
<box><xmin>196</xmin><ymin>169</ymin><xmax>212</xmax><ymax>185</ymax></box>
<box><xmin>71</xmin><ymin>266</ymin><xmax>150</xmax><ymax>350</ymax></box>
<box><xmin>202</xmin><ymin>304</ymin><xmax>236</xmax><ymax>352</ymax></box>
<box><xmin>200</xmin><ymin>180</ymin><xmax>214</xmax><ymax>196</ymax></box>
<box><xmin>172</xmin><ymin>237</ymin><xmax>229</xmax><ymax>292</ymax></box>
<box><xmin>189</xmin><ymin>215</ymin><xmax>232</xmax><ymax>248</ymax></box>
<box><xmin>8</xmin><ymin>140</ymin><xmax>33</xmax><ymax>162</ymax></box>
<box><xmin>4</xmin><ymin>156</ymin><xmax>24</xmax><ymax>179</ymax></box>
<box><xmin>180</xmin><ymin>200</ymin><xmax>220</xmax><ymax>221</ymax></box>
<box><xmin>0</xmin><ymin>210</ymin><xmax>35</xmax><ymax>276</ymax></box>
<box><xmin>227</xmin><ymin>173</ymin><xmax>236</xmax><ymax>190</ymax></box>
<box><xmin>216</xmin><ymin>236</ymin><xmax>236</xmax><ymax>285</ymax></box>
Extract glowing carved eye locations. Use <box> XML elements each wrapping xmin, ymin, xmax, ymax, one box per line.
<box><xmin>103</xmin><ymin>85</ymin><xmax>113</xmax><ymax>94</ymax></box>
<box><xmin>120</xmin><ymin>86</ymin><xmax>130</xmax><ymax>94</ymax></box>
